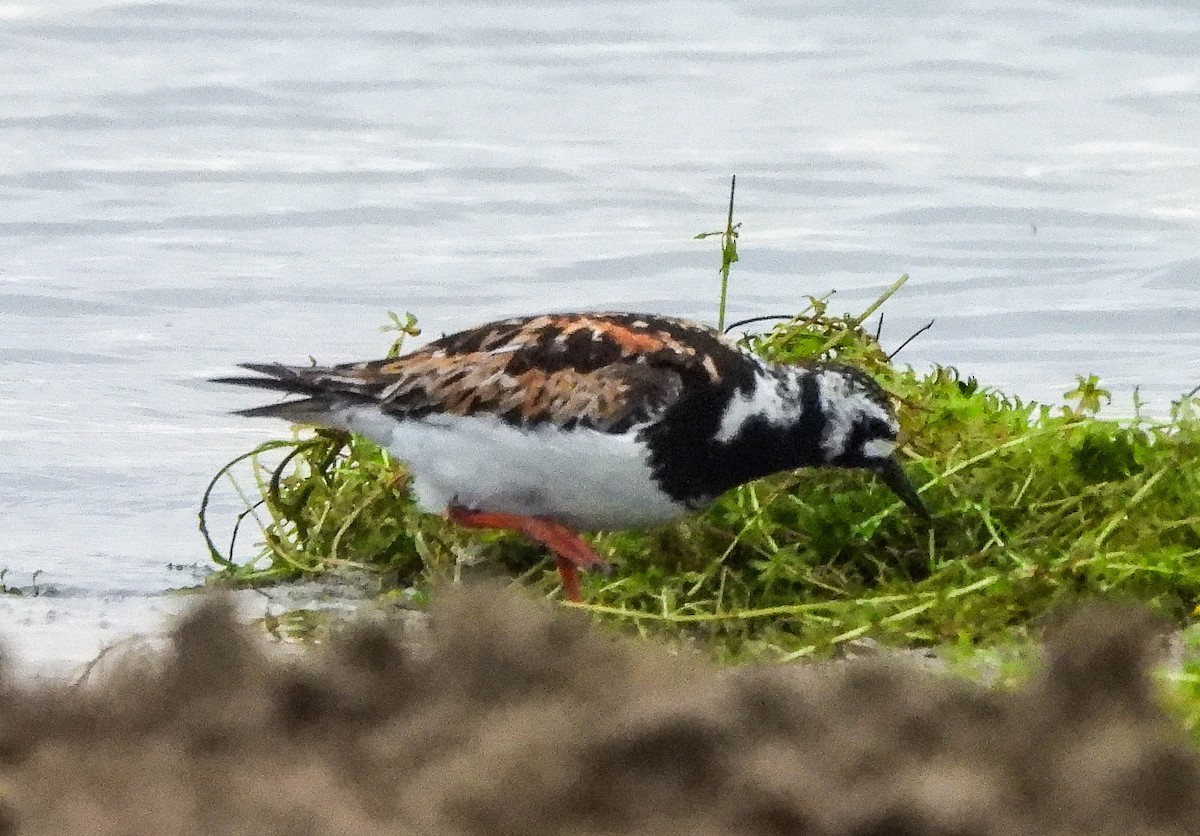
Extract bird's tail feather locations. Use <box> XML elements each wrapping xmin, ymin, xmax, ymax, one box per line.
<box><xmin>212</xmin><ymin>363</ymin><xmax>362</xmax><ymax>426</ymax></box>
<box><xmin>210</xmin><ymin>374</ymin><xmax>313</xmax><ymax>396</ymax></box>
<box><xmin>231</xmin><ymin>397</ymin><xmax>336</xmax><ymax>423</ymax></box>
<box><xmin>212</xmin><ymin>363</ymin><xmax>322</xmax><ymax>393</ymax></box>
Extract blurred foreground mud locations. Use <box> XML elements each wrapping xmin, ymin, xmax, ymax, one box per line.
<box><xmin>0</xmin><ymin>588</ymin><xmax>1197</xmax><ymax>835</ymax></box>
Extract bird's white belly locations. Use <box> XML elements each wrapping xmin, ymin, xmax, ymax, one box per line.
<box><xmin>343</xmin><ymin>407</ymin><xmax>687</xmax><ymax>531</ymax></box>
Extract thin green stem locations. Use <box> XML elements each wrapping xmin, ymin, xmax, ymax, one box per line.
<box><xmin>717</xmin><ymin>175</ymin><xmax>737</xmax><ymax>330</ymax></box>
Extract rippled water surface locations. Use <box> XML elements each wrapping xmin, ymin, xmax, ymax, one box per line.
<box><xmin>1</xmin><ymin>0</ymin><xmax>1197</xmax><ymax>673</ymax></box>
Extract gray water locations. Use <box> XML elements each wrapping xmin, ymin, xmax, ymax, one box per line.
<box><xmin>1</xmin><ymin>0</ymin><xmax>1197</xmax><ymax>674</ymax></box>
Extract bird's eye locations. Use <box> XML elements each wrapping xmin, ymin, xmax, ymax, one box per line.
<box><xmin>868</xmin><ymin>417</ymin><xmax>895</xmax><ymax>439</ymax></box>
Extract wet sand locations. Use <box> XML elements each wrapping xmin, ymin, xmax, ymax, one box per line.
<box><xmin>0</xmin><ymin>586</ymin><xmax>1196</xmax><ymax>835</ymax></box>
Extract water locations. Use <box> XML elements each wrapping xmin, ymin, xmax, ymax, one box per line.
<box><xmin>0</xmin><ymin>0</ymin><xmax>1197</xmax><ymax>675</ymax></box>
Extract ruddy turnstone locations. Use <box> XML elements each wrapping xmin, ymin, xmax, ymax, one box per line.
<box><xmin>214</xmin><ymin>312</ymin><xmax>929</xmax><ymax>602</ymax></box>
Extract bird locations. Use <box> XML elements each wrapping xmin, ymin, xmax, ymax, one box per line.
<box><xmin>213</xmin><ymin>311</ymin><xmax>929</xmax><ymax>602</ymax></box>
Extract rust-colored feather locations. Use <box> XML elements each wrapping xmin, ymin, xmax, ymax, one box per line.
<box><xmin>223</xmin><ymin>312</ymin><xmax>757</xmax><ymax>433</ymax></box>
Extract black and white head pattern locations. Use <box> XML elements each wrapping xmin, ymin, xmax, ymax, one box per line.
<box><xmin>811</xmin><ymin>364</ymin><xmax>900</xmax><ymax>467</ymax></box>
<box><xmin>671</xmin><ymin>359</ymin><xmax>928</xmax><ymax>518</ymax></box>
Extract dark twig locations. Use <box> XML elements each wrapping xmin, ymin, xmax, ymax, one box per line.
<box><xmin>723</xmin><ymin>314</ymin><xmax>794</xmax><ymax>333</ymax></box>
<box><xmin>887</xmin><ymin>319</ymin><xmax>935</xmax><ymax>360</ymax></box>
<box><xmin>875</xmin><ymin>312</ymin><xmax>884</xmax><ymax>341</ymax></box>
<box><xmin>198</xmin><ymin>438</ymin><xmax>299</xmax><ymax>567</ymax></box>
<box><xmin>228</xmin><ymin>501</ymin><xmax>266</xmax><ymax>563</ymax></box>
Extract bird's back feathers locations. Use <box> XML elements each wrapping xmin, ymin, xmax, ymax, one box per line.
<box><xmin>213</xmin><ymin>312</ymin><xmax>756</xmax><ymax>433</ymax></box>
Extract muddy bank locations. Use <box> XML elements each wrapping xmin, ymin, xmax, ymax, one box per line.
<box><xmin>0</xmin><ymin>587</ymin><xmax>1196</xmax><ymax>835</ymax></box>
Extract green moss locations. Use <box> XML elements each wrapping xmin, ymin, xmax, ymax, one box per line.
<box><xmin>1163</xmin><ymin>626</ymin><xmax>1200</xmax><ymax>743</ymax></box>
<box><xmin>198</xmin><ymin>181</ymin><xmax>1200</xmax><ymax>682</ymax></box>
<box><xmin>200</xmin><ymin>282</ymin><xmax>1200</xmax><ymax>664</ymax></box>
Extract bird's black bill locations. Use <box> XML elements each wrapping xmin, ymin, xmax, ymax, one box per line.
<box><xmin>873</xmin><ymin>457</ymin><xmax>931</xmax><ymax>520</ymax></box>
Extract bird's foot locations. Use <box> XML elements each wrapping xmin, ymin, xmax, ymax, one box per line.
<box><xmin>446</xmin><ymin>504</ymin><xmax>611</xmax><ymax>603</ymax></box>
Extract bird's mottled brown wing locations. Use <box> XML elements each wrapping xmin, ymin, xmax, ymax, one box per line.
<box><xmin>312</xmin><ymin>312</ymin><xmax>756</xmax><ymax>433</ymax></box>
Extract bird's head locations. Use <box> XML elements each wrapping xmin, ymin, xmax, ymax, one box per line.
<box><xmin>812</xmin><ymin>363</ymin><xmax>930</xmax><ymax>519</ymax></box>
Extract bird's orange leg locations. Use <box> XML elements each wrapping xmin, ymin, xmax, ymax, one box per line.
<box><xmin>446</xmin><ymin>505</ymin><xmax>611</xmax><ymax>602</ymax></box>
